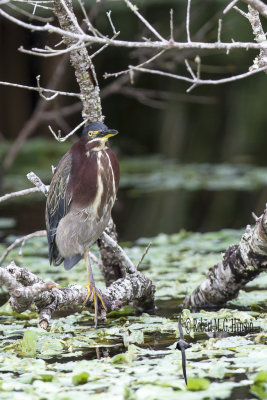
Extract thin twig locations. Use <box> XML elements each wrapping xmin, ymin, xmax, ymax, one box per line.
<box><xmin>0</xmin><ymin>187</ymin><xmax>45</xmax><ymax>204</ymax></box>
<box><xmin>36</xmin><ymin>75</ymin><xmax>58</xmax><ymax>100</ymax></box>
<box><xmin>169</xmin><ymin>9</ymin><xmax>174</xmax><ymax>42</ymax></box>
<box><xmin>124</xmin><ymin>0</ymin><xmax>166</xmax><ymax>42</ymax></box>
<box><xmin>48</xmin><ymin>119</ymin><xmax>87</xmax><ymax>142</ymax></box>
<box><xmin>195</xmin><ymin>55</ymin><xmax>201</xmax><ymax>79</ymax></box>
<box><xmin>0</xmin><ymin>231</ymin><xmax>46</xmax><ymax>265</ymax></box>
<box><xmin>136</xmin><ymin>242</ymin><xmax>152</xmax><ymax>269</ymax></box>
<box><xmin>106</xmin><ymin>10</ymin><xmax>119</xmax><ymax>35</ymax></box>
<box><xmin>2</xmin><ymin>54</ymin><xmax>71</xmax><ymax>173</ymax></box>
<box><xmin>223</xmin><ymin>0</ymin><xmax>239</xmax><ymax>14</ymax></box>
<box><xmin>104</xmin><ymin>49</ymin><xmax>166</xmax><ymax>79</ymax></box>
<box><xmin>7</xmin><ymin>2</ymin><xmax>54</xmax><ymax>22</ymax></box>
<box><xmin>0</xmin><ymin>80</ymin><xmax>80</xmax><ymax>98</ymax></box>
<box><xmin>233</xmin><ymin>6</ymin><xmax>249</xmax><ymax>19</ymax></box>
<box><xmin>185</xmin><ymin>59</ymin><xmax>196</xmax><ymax>79</ymax></box>
<box><xmin>217</xmin><ymin>19</ymin><xmax>222</xmax><ymax>43</ymax></box>
<box><xmin>19</xmin><ymin>40</ymin><xmax>84</xmax><ymax>58</ymax></box>
<box><xmin>130</xmin><ymin>65</ymin><xmax>267</xmax><ymax>89</ymax></box>
<box><xmin>186</xmin><ymin>0</ymin><xmax>192</xmax><ymax>43</ymax></box>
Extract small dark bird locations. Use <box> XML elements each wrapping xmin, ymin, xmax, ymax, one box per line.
<box><xmin>176</xmin><ymin>314</ymin><xmax>192</xmax><ymax>385</ymax></box>
<box><xmin>45</xmin><ymin>121</ymin><xmax>120</xmax><ymax>326</ymax></box>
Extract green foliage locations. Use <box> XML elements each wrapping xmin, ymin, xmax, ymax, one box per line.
<box><xmin>120</xmin><ymin>158</ymin><xmax>267</xmax><ymax>193</ymax></box>
<box><xmin>19</xmin><ymin>330</ymin><xmax>40</xmax><ymax>358</ymax></box>
<box><xmin>187</xmin><ymin>378</ymin><xmax>210</xmax><ymax>391</ymax></box>
<box><xmin>254</xmin><ymin>372</ymin><xmax>267</xmax><ymax>384</ymax></box>
<box><xmin>0</xmin><ymin>229</ymin><xmax>266</xmax><ymax>399</ymax></box>
<box><xmin>72</xmin><ymin>372</ymin><xmax>90</xmax><ymax>386</ymax></box>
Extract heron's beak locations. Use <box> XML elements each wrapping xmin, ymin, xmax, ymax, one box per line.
<box><xmin>98</xmin><ymin>129</ymin><xmax>118</xmax><ymax>139</ymax></box>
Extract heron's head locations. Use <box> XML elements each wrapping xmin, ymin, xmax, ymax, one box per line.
<box><xmin>81</xmin><ymin>122</ymin><xmax>118</xmax><ymax>141</ymax></box>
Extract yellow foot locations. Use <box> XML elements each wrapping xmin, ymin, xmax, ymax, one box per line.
<box><xmin>83</xmin><ymin>284</ymin><xmax>107</xmax><ymax>327</ymax></box>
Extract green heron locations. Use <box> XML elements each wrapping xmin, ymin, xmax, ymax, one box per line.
<box><xmin>45</xmin><ymin>121</ymin><xmax>119</xmax><ymax>326</ymax></box>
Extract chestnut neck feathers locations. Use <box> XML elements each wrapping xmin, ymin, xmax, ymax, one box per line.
<box><xmin>68</xmin><ymin>136</ymin><xmax>119</xmax><ymax>209</ymax></box>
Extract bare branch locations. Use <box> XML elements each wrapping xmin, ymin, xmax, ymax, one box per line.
<box><xmin>130</xmin><ymin>64</ymin><xmax>267</xmax><ymax>90</ymax></box>
<box><xmin>2</xmin><ymin>55</ymin><xmax>72</xmax><ymax>173</ymax></box>
<box><xmin>233</xmin><ymin>6</ymin><xmax>249</xmax><ymax>19</ymax></box>
<box><xmin>247</xmin><ymin>5</ymin><xmax>267</xmax><ymax>72</ymax></box>
<box><xmin>186</xmin><ymin>0</ymin><xmax>192</xmax><ymax>42</ymax></box>
<box><xmin>223</xmin><ymin>0</ymin><xmax>239</xmax><ymax>14</ymax></box>
<box><xmin>183</xmin><ymin>207</ymin><xmax>267</xmax><ymax>308</ymax></box>
<box><xmin>27</xmin><ymin>172</ymin><xmax>49</xmax><ymax>196</ymax></box>
<box><xmin>36</xmin><ymin>75</ymin><xmax>58</xmax><ymax>100</ymax></box>
<box><xmin>169</xmin><ymin>8</ymin><xmax>174</xmax><ymax>42</ymax></box>
<box><xmin>184</xmin><ymin>59</ymin><xmax>196</xmax><ymax>79</ymax></box>
<box><xmin>104</xmin><ymin>49</ymin><xmax>166</xmax><ymax>79</ymax></box>
<box><xmin>101</xmin><ymin>232</ymin><xmax>136</xmax><ymax>274</ymax></box>
<box><xmin>0</xmin><ymin>187</ymin><xmax>45</xmax><ymax>204</ymax></box>
<box><xmin>0</xmin><ymin>262</ymin><xmax>155</xmax><ymax>329</ymax></box>
<box><xmin>124</xmin><ymin>0</ymin><xmax>165</xmax><ymax>42</ymax></box>
<box><xmin>242</xmin><ymin>0</ymin><xmax>267</xmax><ymax>18</ymax></box>
<box><xmin>0</xmin><ymin>80</ymin><xmax>80</xmax><ymax>98</ymax></box>
<box><xmin>48</xmin><ymin>119</ymin><xmax>86</xmax><ymax>142</ymax></box>
<box><xmin>136</xmin><ymin>242</ymin><xmax>152</xmax><ymax>270</ymax></box>
<box><xmin>7</xmin><ymin>2</ymin><xmax>54</xmax><ymax>22</ymax></box>
<box><xmin>106</xmin><ymin>10</ymin><xmax>119</xmax><ymax>35</ymax></box>
<box><xmin>217</xmin><ymin>18</ymin><xmax>222</xmax><ymax>43</ymax></box>
<box><xmin>19</xmin><ymin>40</ymin><xmax>84</xmax><ymax>58</ymax></box>
<box><xmin>0</xmin><ymin>7</ymin><xmax>266</xmax><ymax>52</ymax></box>
<box><xmin>0</xmin><ymin>231</ymin><xmax>46</xmax><ymax>266</ymax></box>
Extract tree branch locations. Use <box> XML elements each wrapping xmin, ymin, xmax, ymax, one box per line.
<box><xmin>183</xmin><ymin>208</ymin><xmax>267</xmax><ymax>308</ymax></box>
<box><xmin>247</xmin><ymin>5</ymin><xmax>267</xmax><ymax>72</ymax></box>
<box><xmin>1</xmin><ymin>262</ymin><xmax>155</xmax><ymax>330</ymax></box>
<box><xmin>0</xmin><ymin>231</ymin><xmax>46</xmax><ymax>266</ymax></box>
<box><xmin>53</xmin><ymin>0</ymin><xmax>102</xmax><ymax>122</ymax></box>
<box><xmin>242</xmin><ymin>0</ymin><xmax>267</xmax><ymax>18</ymax></box>
<box><xmin>0</xmin><ymin>8</ymin><xmax>265</xmax><ymax>51</ymax></box>
<box><xmin>130</xmin><ymin>65</ymin><xmax>267</xmax><ymax>92</ymax></box>
<box><xmin>0</xmin><ymin>187</ymin><xmax>47</xmax><ymax>204</ymax></box>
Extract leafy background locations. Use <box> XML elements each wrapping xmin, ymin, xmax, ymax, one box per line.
<box><xmin>0</xmin><ymin>223</ymin><xmax>267</xmax><ymax>399</ymax></box>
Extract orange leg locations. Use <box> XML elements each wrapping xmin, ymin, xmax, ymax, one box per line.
<box><xmin>83</xmin><ymin>250</ymin><xmax>107</xmax><ymax>327</ymax></box>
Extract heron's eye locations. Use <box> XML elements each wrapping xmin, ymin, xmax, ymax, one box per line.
<box><xmin>88</xmin><ymin>130</ymin><xmax>98</xmax><ymax>137</ymax></box>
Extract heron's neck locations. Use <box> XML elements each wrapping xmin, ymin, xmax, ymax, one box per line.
<box><xmin>87</xmin><ymin>139</ymin><xmax>109</xmax><ymax>152</ymax></box>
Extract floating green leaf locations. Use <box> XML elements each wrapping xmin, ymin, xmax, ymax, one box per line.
<box><xmin>187</xmin><ymin>378</ymin><xmax>210</xmax><ymax>391</ymax></box>
<box><xmin>19</xmin><ymin>330</ymin><xmax>40</xmax><ymax>358</ymax></box>
<box><xmin>72</xmin><ymin>371</ymin><xmax>90</xmax><ymax>386</ymax></box>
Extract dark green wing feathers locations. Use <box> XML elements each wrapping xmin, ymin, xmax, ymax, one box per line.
<box><xmin>45</xmin><ymin>152</ymin><xmax>72</xmax><ymax>266</ymax></box>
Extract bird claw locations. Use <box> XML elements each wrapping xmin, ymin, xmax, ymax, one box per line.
<box><xmin>83</xmin><ymin>283</ymin><xmax>107</xmax><ymax>327</ymax></box>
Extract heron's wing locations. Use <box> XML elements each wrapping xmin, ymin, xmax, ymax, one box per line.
<box><xmin>181</xmin><ymin>350</ymin><xmax>188</xmax><ymax>385</ymax></box>
<box><xmin>178</xmin><ymin>314</ymin><xmax>184</xmax><ymax>340</ymax></box>
<box><xmin>45</xmin><ymin>152</ymin><xmax>72</xmax><ymax>265</ymax></box>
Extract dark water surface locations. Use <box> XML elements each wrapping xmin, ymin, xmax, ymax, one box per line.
<box><xmin>1</xmin><ymin>187</ymin><xmax>266</xmax><ymax>242</ymax></box>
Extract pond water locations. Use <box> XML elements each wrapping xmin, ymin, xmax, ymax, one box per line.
<box><xmin>1</xmin><ymin>148</ymin><xmax>267</xmax><ymax>399</ymax></box>
<box><xmin>0</xmin><ymin>227</ymin><xmax>266</xmax><ymax>399</ymax></box>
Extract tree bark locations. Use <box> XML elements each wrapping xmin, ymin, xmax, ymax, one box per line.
<box><xmin>183</xmin><ymin>209</ymin><xmax>267</xmax><ymax>308</ymax></box>
<box><xmin>0</xmin><ymin>262</ymin><xmax>155</xmax><ymax>330</ymax></box>
<box><xmin>97</xmin><ymin>220</ymin><xmax>127</xmax><ymax>286</ymax></box>
<box><xmin>53</xmin><ymin>0</ymin><xmax>103</xmax><ymax>122</ymax></box>
<box><xmin>52</xmin><ymin>1</ymin><xmax>131</xmax><ymax>284</ymax></box>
